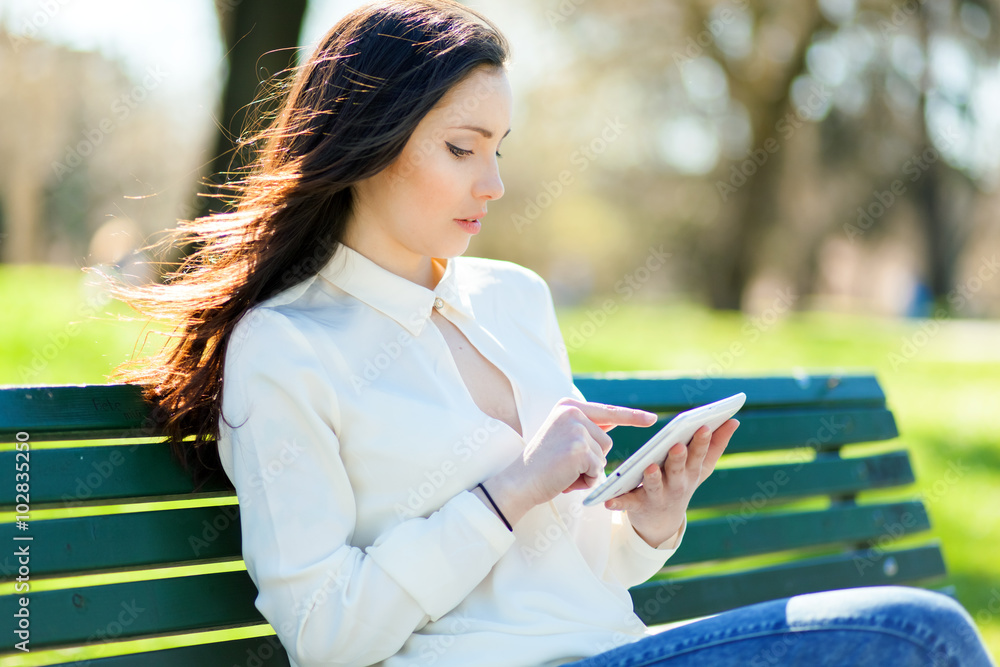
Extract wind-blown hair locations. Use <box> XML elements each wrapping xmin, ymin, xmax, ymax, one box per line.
<box><xmin>99</xmin><ymin>0</ymin><xmax>510</xmax><ymax>491</ymax></box>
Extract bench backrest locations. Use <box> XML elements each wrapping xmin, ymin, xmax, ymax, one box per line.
<box><xmin>0</xmin><ymin>374</ymin><xmax>946</xmax><ymax>666</ymax></box>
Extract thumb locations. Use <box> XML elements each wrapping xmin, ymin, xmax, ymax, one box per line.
<box><xmin>605</xmin><ymin>485</ymin><xmax>645</xmax><ymax>512</ymax></box>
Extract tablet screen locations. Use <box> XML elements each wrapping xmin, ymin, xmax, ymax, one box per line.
<box><xmin>582</xmin><ymin>392</ymin><xmax>746</xmax><ymax>507</ymax></box>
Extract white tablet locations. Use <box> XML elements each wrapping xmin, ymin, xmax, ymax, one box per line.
<box><xmin>582</xmin><ymin>392</ymin><xmax>746</xmax><ymax>507</ymax></box>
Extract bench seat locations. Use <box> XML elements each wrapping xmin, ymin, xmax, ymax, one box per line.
<box><xmin>0</xmin><ymin>373</ymin><xmax>947</xmax><ymax>666</ymax></box>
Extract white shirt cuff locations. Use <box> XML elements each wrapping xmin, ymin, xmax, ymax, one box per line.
<box><xmin>623</xmin><ymin>513</ymin><xmax>687</xmax><ymax>558</ymax></box>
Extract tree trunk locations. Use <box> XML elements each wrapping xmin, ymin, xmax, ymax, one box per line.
<box><xmin>913</xmin><ymin>2</ymin><xmax>964</xmax><ymax>314</ymax></box>
<box><xmin>704</xmin><ymin>5</ymin><xmax>825</xmax><ymax>310</ymax></box>
<box><xmin>2</xmin><ymin>171</ymin><xmax>41</xmax><ymax>263</ymax></box>
<box><xmin>194</xmin><ymin>0</ymin><xmax>309</xmax><ymax>220</ymax></box>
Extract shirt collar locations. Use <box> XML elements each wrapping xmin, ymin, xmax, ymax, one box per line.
<box><xmin>318</xmin><ymin>242</ymin><xmax>476</xmax><ymax>337</ymax></box>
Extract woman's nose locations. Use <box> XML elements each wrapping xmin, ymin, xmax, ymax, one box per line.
<box><xmin>475</xmin><ymin>161</ymin><xmax>504</xmax><ymax>201</ymax></box>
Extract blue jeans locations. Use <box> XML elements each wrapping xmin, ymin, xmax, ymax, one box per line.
<box><xmin>564</xmin><ymin>586</ymin><xmax>996</xmax><ymax>666</ymax></box>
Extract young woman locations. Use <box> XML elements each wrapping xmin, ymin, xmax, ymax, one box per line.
<box><xmin>111</xmin><ymin>1</ymin><xmax>995</xmax><ymax>665</ymax></box>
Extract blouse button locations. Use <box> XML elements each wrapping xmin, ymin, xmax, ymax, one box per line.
<box><xmin>433</xmin><ymin>297</ymin><xmax>444</xmax><ymax>310</ymax></box>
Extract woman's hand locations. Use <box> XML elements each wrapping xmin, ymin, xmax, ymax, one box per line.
<box><xmin>606</xmin><ymin>419</ymin><xmax>740</xmax><ymax>548</ymax></box>
<box><xmin>483</xmin><ymin>398</ymin><xmax>658</xmax><ymax>527</ymax></box>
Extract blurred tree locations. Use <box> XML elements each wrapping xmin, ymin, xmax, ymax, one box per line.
<box><xmin>697</xmin><ymin>2</ymin><xmax>826</xmax><ymax>310</ymax></box>
<box><xmin>0</xmin><ymin>27</ymin><xmax>136</xmax><ymax>264</ymax></box>
<box><xmin>195</xmin><ymin>0</ymin><xmax>309</xmax><ymax>219</ymax></box>
<box><xmin>506</xmin><ymin>0</ymin><xmax>999</xmax><ymax>313</ymax></box>
<box><xmin>791</xmin><ymin>0</ymin><xmax>995</xmax><ymax>315</ymax></box>
<box><xmin>0</xmin><ymin>24</ymin><xmax>203</xmax><ymax>267</ymax></box>
<box><xmin>507</xmin><ymin>0</ymin><xmax>830</xmax><ymax>309</ymax></box>
<box><xmin>0</xmin><ymin>27</ymin><xmax>78</xmax><ymax>263</ymax></box>
<box><xmin>909</xmin><ymin>0</ymin><xmax>980</xmax><ymax>313</ymax></box>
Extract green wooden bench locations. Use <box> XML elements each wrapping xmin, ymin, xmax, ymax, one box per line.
<box><xmin>1</xmin><ymin>373</ymin><xmax>949</xmax><ymax>665</ymax></box>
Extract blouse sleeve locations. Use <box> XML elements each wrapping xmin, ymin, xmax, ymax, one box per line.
<box><xmin>532</xmin><ymin>273</ymin><xmax>687</xmax><ymax>588</ymax></box>
<box><xmin>218</xmin><ymin>308</ymin><xmax>517</xmax><ymax>667</ymax></box>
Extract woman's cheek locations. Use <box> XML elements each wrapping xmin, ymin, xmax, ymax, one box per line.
<box><xmin>419</xmin><ymin>153</ymin><xmax>461</xmax><ymax>198</ymax></box>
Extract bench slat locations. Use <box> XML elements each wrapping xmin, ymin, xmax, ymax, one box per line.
<box><xmin>1</xmin><ymin>544</ymin><xmax>948</xmax><ymax>652</ymax></box>
<box><xmin>53</xmin><ymin>635</ymin><xmax>290</xmax><ymax>667</ymax></box>
<box><xmin>0</xmin><ymin>570</ymin><xmax>262</xmax><ymax>650</ymax></box>
<box><xmin>0</xmin><ymin>545</ymin><xmax>949</xmax><ymax>654</ymax></box>
<box><xmin>0</xmin><ymin>442</ymin><xmax>913</xmax><ymax>510</ymax></box>
<box><xmin>631</xmin><ymin>545</ymin><xmax>948</xmax><ymax>626</ymax></box>
<box><xmin>691</xmin><ymin>451</ymin><xmax>914</xmax><ymax>508</ymax></box>
<box><xmin>0</xmin><ymin>505</ymin><xmax>241</xmax><ymax>579</ymax></box>
<box><xmin>0</xmin><ymin>494</ymin><xmax>925</xmax><ymax>579</ymax></box>
<box><xmin>0</xmin><ymin>384</ymin><xmax>155</xmax><ymax>441</ymax></box>
<box><xmin>1</xmin><ymin>409</ymin><xmax>899</xmax><ymax>508</ymax></box>
<box><xmin>607</xmin><ymin>406</ymin><xmax>898</xmax><ymax>460</ymax></box>
<box><xmin>0</xmin><ymin>375</ymin><xmax>885</xmax><ymax>442</ymax></box>
<box><xmin>0</xmin><ymin>443</ymin><xmax>229</xmax><ymax>507</ymax></box>
<box><xmin>671</xmin><ymin>501</ymin><xmax>930</xmax><ymax>565</ymax></box>
<box><xmin>577</xmin><ymin>374</ymin><xmax>886</xmax><ymax>410</ymax></box>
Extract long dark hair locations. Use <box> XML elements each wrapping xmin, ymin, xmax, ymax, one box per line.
<box><xmin>99</xmin><ymin>0</ymin><xmax>511</xmax><ymax>492</ymax></box>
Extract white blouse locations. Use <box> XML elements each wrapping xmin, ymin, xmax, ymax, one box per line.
<box><xmin>217</xmin><ymin>242</ymin><xmax>687</xmax><ymax>667</ymax></box>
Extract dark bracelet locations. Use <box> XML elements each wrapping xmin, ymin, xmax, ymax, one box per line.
<box><xmin>477</xmin><ymin>482</ymin><xmax>513</xmax><ymax>532</ymax></box>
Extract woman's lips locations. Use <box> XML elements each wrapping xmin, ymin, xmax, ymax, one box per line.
<box><xmin>455</xmin><ymin>218</ymin><xmax>482</xmax><ymax>234</ymax></box>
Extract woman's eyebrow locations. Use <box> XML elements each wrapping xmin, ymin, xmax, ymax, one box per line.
<box><xmin>449</xmin><ymin>125</ymin><xmax>512</xmax><ymax>139</ymax></box>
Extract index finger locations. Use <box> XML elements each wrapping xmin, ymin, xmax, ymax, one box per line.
<box><xmin>573</xmin><ymin>400</ymin><xmax>658</xmax><ymax>431</ymax></box>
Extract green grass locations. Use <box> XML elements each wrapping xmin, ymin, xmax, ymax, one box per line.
<box><xmin>2</xmin><ymin>265</ymin><xmax>998</xmax><ymax>662</ymax></box>
<box><xmin>558</xmin><ymin>297</ymin><xmax>1000</xmax><ymax>657</ymax></box>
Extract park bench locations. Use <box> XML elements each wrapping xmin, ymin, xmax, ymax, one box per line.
<box><xmin>1</xmin><ymin>372</ymin><xmax>949</xmax><ymax>665</ymax></box>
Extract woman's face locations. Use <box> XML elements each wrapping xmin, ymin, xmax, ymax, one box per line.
<box><xmin>346</xmin><ymin>66</ymin><xmax>512</xmax><ymax>276</ymax></box>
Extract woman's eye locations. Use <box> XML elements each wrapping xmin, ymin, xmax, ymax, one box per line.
<box><xmin>495</xmin><ymin>150</ymin><xmax>503</xmax><ymax>158</ymax></box>
<box><xmin>447</xmin><ymin>143</ymin><xmax>472</xmax><ymax>158</ymax></box>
